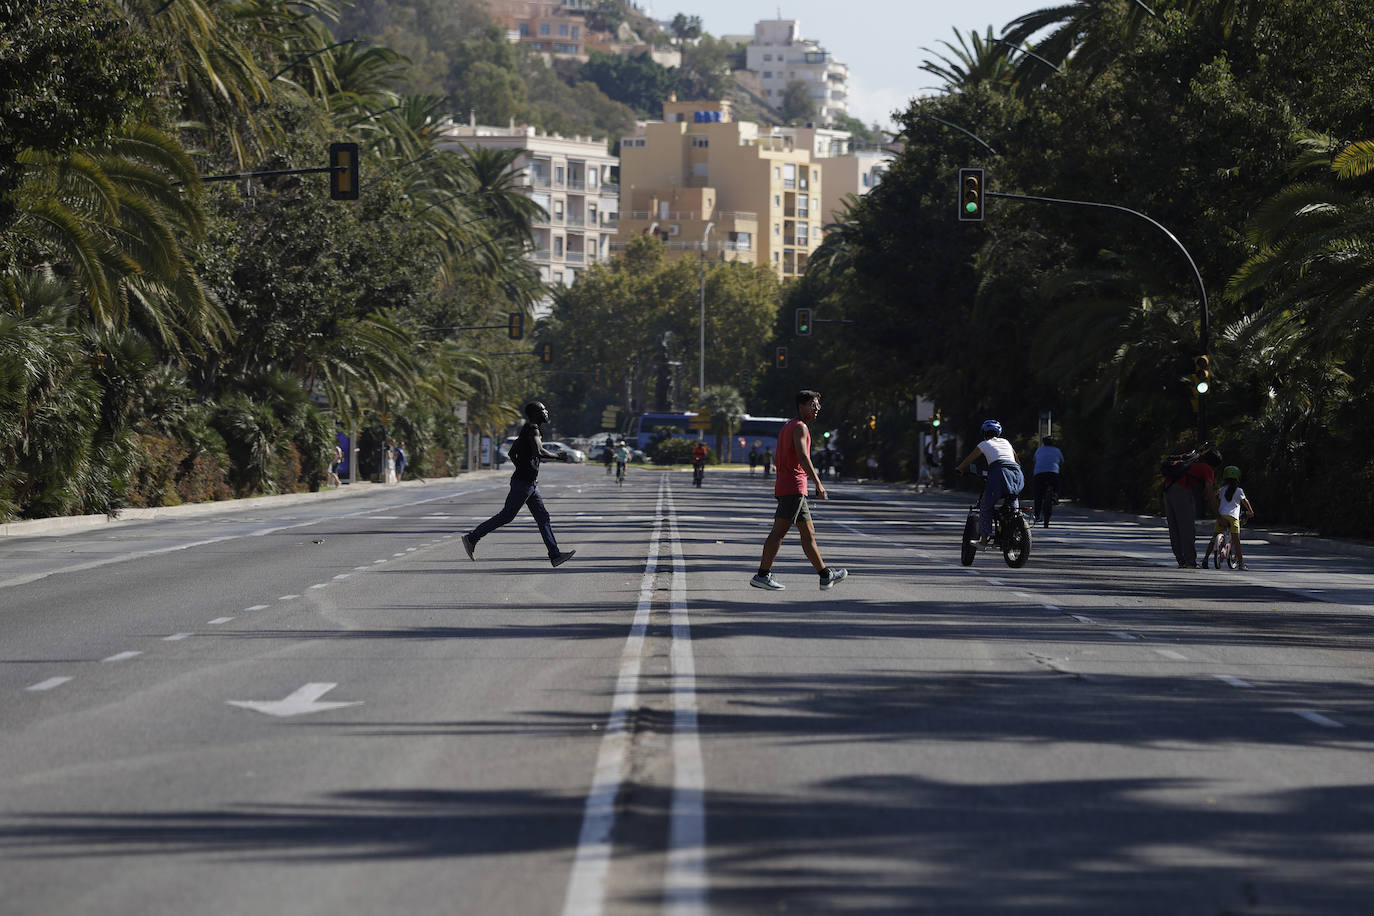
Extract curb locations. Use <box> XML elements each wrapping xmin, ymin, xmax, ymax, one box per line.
<box><xmin>0</xmin><ymin>470</ymin><xmax>509</xmax><ymax>540</ymax></box>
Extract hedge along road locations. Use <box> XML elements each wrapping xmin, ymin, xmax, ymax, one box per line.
<box><xmin>1</xmin><ymin>463</ymin><xmax>1372</xmax><ymax>914</ymax></box>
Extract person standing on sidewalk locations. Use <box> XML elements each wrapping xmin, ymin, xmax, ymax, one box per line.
<box><xmin>750</xmin><ymin>389</ymin><xmax>848</xmax><ymax>591</ymax></box>
<box><xmin>462</xmin><ymin>401</ymin><xmax>576</xmax><ymax>567</ymax></box>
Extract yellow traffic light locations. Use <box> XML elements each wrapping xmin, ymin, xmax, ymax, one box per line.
<box><xmin>776</xmin><ymin>346</ymin><xmax>788</xmax><ymax>369</ymax></box>
<box><xmin>508</xmin><ymin>312</ymin><xmax>524</xmax><ymax>340</ymax></box>
<box><xmin>329</xmin><ymin>142</ymin><xmax>359</xmax><ymax>201</ymax></box>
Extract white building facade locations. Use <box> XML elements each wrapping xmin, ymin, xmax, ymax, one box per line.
<box><xmin>439</xmin><ymin>122</ymin><xmax>620</xmax><ymax>315</ymax></box>
<box><xmin>744</xmin><ymin>19</ymin><xmax>850</xmax><ymax>126</ymax></box>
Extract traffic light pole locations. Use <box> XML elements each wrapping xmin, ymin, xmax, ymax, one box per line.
<box><xmin>986</xmin><ymin>190</ymin><xmax>1210</xmax><ymax>442</ymax></box>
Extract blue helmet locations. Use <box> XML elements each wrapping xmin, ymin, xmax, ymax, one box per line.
<box><xmin>981</xmin><ymin>419</ymin><xmax>1003</xmax><ymax>437</ymax></box>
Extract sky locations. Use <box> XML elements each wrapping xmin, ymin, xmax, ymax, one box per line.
<box><xmin>644</xmin><ymin>0</ymin><xmax>1044</xmax><ymax>129</ymax></box>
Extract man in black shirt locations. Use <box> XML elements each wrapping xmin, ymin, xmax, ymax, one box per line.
<box><xmin>462</xmin><ymin>401</ymin><xmax>576</xmax><ymax>567</ymax></box>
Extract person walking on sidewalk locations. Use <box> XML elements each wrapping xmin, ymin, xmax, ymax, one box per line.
<box><xmin>462</xmin><ymin>401</ymin><xmax>576</xmax><ymax>567</ymax></box>
<box><xmin>750</xmin><ymin>389</ymin><xmax>848</xmax><ymax>591</ymax></box>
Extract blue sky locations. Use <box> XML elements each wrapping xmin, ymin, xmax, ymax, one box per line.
<box><xmin>647</xmin><ymin>0</ymin><xmax>1043</xmax><ymax>128</ymax></box>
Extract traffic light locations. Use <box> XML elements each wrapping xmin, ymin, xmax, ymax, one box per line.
<box><xmin>775</xmin><ymin>346</ymin><xmax>788</xmax><ymax>369</ymax></box>
<box><xmin>1194</xmin><ymin>355</ymin><xmax>1211</xmax><ymax>395</ymax></box>
<box><xmin>931</xmin><ymin>409</ymin><xmax>941</xmax><ymax>429</ymax></box>
<box><xmin>867</xmin><ymin>415</ymin><xmax>877</xmax><ymax>430</ymax></box>
<box><xmin>539</xmin><ymin>342</ymin><xmax>553</xmax><ymax>364</ymax></box>
<box><xmin>958</xmin><ymin>167</ymin><xmax>984</xmax><ymax>222</ymax></box>
<box><xmin>508</xmin><ymin>312</ymin><xmax>524</xmax><ymax>340</ymax></box>
<box><xmin>795</xmin><ymin>307</ymin><xmax>812</xmax><ymax>336</ymax></box>
<box><xmin>329</xmin><ymin>142</ymin><xmax>359</xmax><ymax>200</ymax></box>
<box><xmin>822</xmin><ymin>430</ymin><xmax>832</xmax><ymax>441</ymax></box>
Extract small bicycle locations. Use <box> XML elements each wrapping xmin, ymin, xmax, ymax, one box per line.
<box><xmin>960</xmin><ymin>471</ymin><xmax>1032</xmax><ymax>568</ymax></box>
<box><xmin>692</xmin><ymin>461</ymin><xmax>705</xmax><ymax>488</ymax></box>
<box><xmin>615</xmin><ymin>461</ymin><xmax>626</xmax><ymax>486</ymax></box>
<box><xmin>1208</xmin><ymin>513</ymin><xmax>1251</xmax><ymax>569</ymax></box>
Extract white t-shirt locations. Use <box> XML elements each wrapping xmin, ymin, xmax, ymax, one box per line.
<box><xmin>1218</xmin><ymin>484</ymin><xmax>1247</xmax><ymax>519</ymax></box>
<box><xmin>977</xmin><ymin>437</ymin><xmax>1017</xmax><ymax>465</ymax></box>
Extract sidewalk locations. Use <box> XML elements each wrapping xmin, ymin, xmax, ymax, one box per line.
<box><xmin>0</xmin><ymin>470</ymin><xmax>511</xmax><ymax>540</ymax></box>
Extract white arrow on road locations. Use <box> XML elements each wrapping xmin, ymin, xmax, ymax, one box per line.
<box><xmin>227</xmin><ymin>682</ymin><xmax>363</xmax><ymax>717</ymax></box>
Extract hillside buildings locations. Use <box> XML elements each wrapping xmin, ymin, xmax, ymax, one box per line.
<box><xmin>613</xmin><ymin>99</ymin><xmax>824</xmax><ymax>280</ymax></box>
<box><xmin>438</xmin><ymin>119</ymin><xmax>620</xmax><ymax>314</ymax></box>
<box><xmin>743</xmin><ymin>19</ymin><xmax>850</xmax><ymax>126</ymax></box>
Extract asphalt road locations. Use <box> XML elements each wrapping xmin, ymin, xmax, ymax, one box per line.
<box><xmin>1</xmin><ymin>466</ymin><xmax>1371</xmax><ymax>915</ymax></box>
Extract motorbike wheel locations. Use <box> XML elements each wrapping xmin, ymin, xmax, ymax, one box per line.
<box><xmin>1003</xmin><ymin>514</ymin><xmax>1032</xmax><ymax>568</ymax></box>
<box><xmin>960</xmin><ymin>515</ymin><xmax>979</xmax><ymax>566</ymax></box>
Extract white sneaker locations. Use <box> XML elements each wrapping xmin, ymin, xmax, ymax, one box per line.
<box><xmin>750</xmin><ymin>573</ymin><xmax>784</xmax><ymax>590</ymax></box>
<box><xmin>819</xmin><ymin>568</ymin><xmax>849</xmax><ymax>590</ymax></box>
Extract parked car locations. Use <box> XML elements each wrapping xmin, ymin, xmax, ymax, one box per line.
<box><xmin>543</xmin><ymin>441</ymin><xmax>586</xmax><ymax>463</ymax></box>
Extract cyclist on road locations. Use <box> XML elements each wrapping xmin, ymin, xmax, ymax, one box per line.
<box><xmin>1032</xmin><ymin>435</ymin><xmax>1064</xmax><ymax>526</ymax></box>
<box><xmin>692</xmin><ymin>440</ymin><xmax>708</xmax><ymax>487</ymax></box>
<box><xmin>614</xmin><ymin>440</ymin><xmax>630</xmax><ymax>482</ymax></box>
<box><xmin>954</xmin><ymin>419</ymin><xmax>1024</xmax><ymax>549</ymax></box>
<box><xmin>1201</xmin><ymin>466</ymin><xmax>1254</xmax><ymax>570</ymax></box>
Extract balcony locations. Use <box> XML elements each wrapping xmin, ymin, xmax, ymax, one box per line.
<box><xmin>530</xmin><ymin>174</ymin><xmax>551</xmax><ymax>189</ymax></box>
<box><xmin>566</xmin><ymin>251</ymin><xmax>586</xmax><ymax>264</ymax></box>
<box><xmin>532</xmin><ymin>249</ymin><xmax>551</xmax><ymax>260</ymax></box>
<box><xmin>566</xmin><ymin>215</ymin><xmax>586</xmax><ymax>227</ymax></box>
<box><xmin>566</xmin><ymin>177</ymin><xmax>586</xmax><ymax>191</ymax></box>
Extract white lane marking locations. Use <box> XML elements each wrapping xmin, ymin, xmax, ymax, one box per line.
<box><xmin>333</xmin><ymin>574</ymin><xmax>351</xmax><ymax>580</ymax></box>
<box><xmin>664</xmin><ymin>482</ymin><xmax>708</xmax><ymax>915</ymax></box>
<box><xmin>353</xmin><ymin>566</ymin><xmax>371</xmax><ymax>571</ymax></box>
<box><xmin>207</xmin><ymin>617</ymin><xmax>234</xmax><ymax>625</ymax></box>
<box><xmin>1070</xmin><ymin>614</ymin><xmax>1095</xmax><ymax>624</ymax></box>
<box><xmin>562</xmin><ymin>479</ymin><xmax>664</xmax><ymax>916</ymax></box>
<box><xmin>373</xmin><ymin>559</ymin><xmax>386</xmax><ymax>564</ymax></box>
<box><xmin>1110</xmin><ymin>631</ymin><xmax>1136</xmax><ymax>641</ymax></box>
<box><xmin>1215</xmin><ymin>675</ymin><xmax>1253</xmax><ymax>689</ymax></box>
<box><xmin>26</xmin><ymin>677</ymin><xmax>73</xmax><ymax>692</ymax></box>
<box><xmin>0</xmin><ymin>483</ymin><xmax>504</xmax><ymax>591</ymax></box>
<box><xmin>279</xmin><ymin>594</ymin><xmax>300</xmax><ymax>600</ymax></box>
<box><xmin>405</xmin><ymin>547</ymin><xmax>417</xmax><ymax>552</ymax></box>
<box><xmin>1013</xmin><ymin>592</ymin><xmax>1034</xmax><ymax>600</ymax></box>
<box><xmin>164</xmin><ymin>633</ymin><xmax>192</xmax><ymax>641</ymax></box>
<box><xmin>1154</xmin><ymin>649</ymin><xmax>1188</xmax><ymax>661</ymax></box>
<box><xmin>366</xmin><ymin>516</ymin><xmax>400</xmax><ymax>519</ymax></box>
<box><xmin>245</xmin><ymin>604</ymin><xmax>269</xmax><ymax>612</ymax></box>
<box><xmin>985</xmin><ymin>579</ymin><xmax>1005</xmax><ymax>586</ymax></box>
<box><xmin>1295</xmin><ymin>710</ymin><xmax>1344</xmax><ymax>728</ymax></box>
<box><xmin>308</xmin><ymin>583</ymin><xmax>328</xmax><ymax>590</ymax></box>
<box><xmin>392</xmin><ymin>552</ymin><xmax>406</xmax><ymax>557</ymax></box>
<box><xmin>102</xmin><ymin>651</ymin><xmax>142</xmax><ymax>663</ymax></box>
<box><xmin>1042</xmin><ymin>604</ymin><xmax>1060</xmax><ymax>611</ymax></box>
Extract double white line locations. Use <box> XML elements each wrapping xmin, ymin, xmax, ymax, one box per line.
<box><xmin>562</xmin><ymin>476</ymin><xmax>707</xmax><ymax>915</ymax></box>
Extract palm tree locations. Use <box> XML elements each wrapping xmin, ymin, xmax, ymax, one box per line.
<box><xmin>919</xmin><ymin>27</ymin><xmax>1016</xmax><ymax>93</ymax></box>
<box><xmin>1226</xmin><ymin>134</ymin><xmax>1374</xmax><ymax>342</ymax></box>
<box><xmin>3</xmin><ymin>123</ymin><xmax>228</xmax><ymax>355</ymax></box>
<box><xmin>1000</xmin><ymin>0</ymin><xmax>1156</xmax><ymax>85</ymax></box>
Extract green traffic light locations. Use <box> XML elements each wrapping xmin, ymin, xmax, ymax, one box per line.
<box><xmin>965</xmin><ymin>202</ymin><xmax>979</xmax><ymax>214</ymax></box>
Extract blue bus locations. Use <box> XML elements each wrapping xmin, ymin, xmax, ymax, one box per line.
<box><xmin>632</xmin><ymin>412</ymin><xmax>700</xmax><ymax>451</ymax></box>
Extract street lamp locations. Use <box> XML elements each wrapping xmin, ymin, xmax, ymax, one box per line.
<box><xmin>698</xmin><ymin>220</ymin><xmax>715</xmax><ymax>405</ymax></box>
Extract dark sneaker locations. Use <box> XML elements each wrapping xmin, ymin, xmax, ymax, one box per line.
<box><xmin>819</xmin><ymin>568</ymin><xmax>849</xmax><ymax>591</ymax></box>
<box><xmin>461</xmin><ymin>534</ymin><xmax>476</xmax><ymax>561</ymax></box>
<box><xmin>550</xmin><ymin>550</ymin><xmax>576</xmax><ymax>567</ymax></box>
<box><xmin>750</xmin><ymin>573</ymin><xmax>784</xmax><ymax>590</ymax></box>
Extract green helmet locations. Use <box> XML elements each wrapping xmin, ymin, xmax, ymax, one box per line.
<box><xmin>1222</xmin><ymin>465</ymin><xmax>1240</xmax><ymax>480</ymax></box>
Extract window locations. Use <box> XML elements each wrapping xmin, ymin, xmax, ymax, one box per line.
<box><xmin>691</xmin><ymin>162</ymin><xmax>708</xmax><ymax>178</ymax></box>
<box><xmin>765</xmin><ymin>89</ymin><xmax>773</xmax><ymax>97</ymax></box>
<box><xmin>796</xmin><ymin>223</ymin><xmax>809</xmax><ymax>245</ymax></box>
<box><xmin>554</xmin><ymin>270</ymin><xmax>563</xmax><ymax>284</ymax></box>
<box><xmin>554</xmin><ymin>237</ymin><xmax>564</xmax><ymax>256</ymax></box>
<box><xmin>797</xmin><ymin>194</ymin><xmax>809</xmax><ymax>218</ymax></box>
<box><xmin>763</xmin><ymin>71</ymin><xmax>772</xmax><ymax>79</ymax></box>
<box><xmin>555</xmin><ymin>166</ymin><xmax>564</xmax><ymax>185</ymax></box>
<box><xmin>539</xmin><ymin>22</ymin><xmax>549</xmax><ymax>35</ymax></box>
<box><xmin>518</xmin><ymin>23</ymin><xmax>529</xmax><ymax>36</ymax></box>
<box><xmin>553</xmin><ymin>200</ymin><xmax>564</xmax><ymax>220</ymax></box>
<box><xmin>764</xmin><ymin>53</ymin><xmax>772</xmax><ymax>61</ymax></box>
<box><xmin>559</xmin><ymin>23</ymin><xmax>568</xmax><ymax>36</ymax></box>
<box><xmin>691</xmin><ymin>136</ymin><xmax>709</xmax><ymax>148</ymax></box>
<box><xmin>571</xmin><ymin>25</ymin><xmax>579</xmax><ymax>38</ymax></box>
<box><xmin>588</xmin><ymin>169</ymin><xmax>598</xmax><ymax>188</ymax></box>
<box><xmin>588</xmin><ymin>203</ymin><xmax>598</xmax><ymax>223</ymax></box>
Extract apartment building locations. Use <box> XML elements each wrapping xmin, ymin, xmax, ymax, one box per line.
<box><xmin>438</xmin><ymin>120</ymin><xmax>620</xmax><ymax>313</ymax></box>
<box><xmin>485</xmin><ymin>0</ymin><xmax>589</xmax><ymax>60</ymax></box>
<box><xmin>613</xmin><ymin>99</ymin><xmax>823</xmax><ymax>280</ymax></box>
<box><xmin>744</xmin><ymin>19</ymin><xmax>850</xmax><ymax>126</ymax></box>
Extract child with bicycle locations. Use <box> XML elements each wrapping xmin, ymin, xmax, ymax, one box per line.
<box><xmin>1201</xmin><ymin>466</ymin><xmax>1253</xmax><ymax>570</ymax></box>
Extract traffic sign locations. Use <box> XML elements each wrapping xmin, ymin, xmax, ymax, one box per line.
<box><xmin>689</xmin><ymin>408</ymin><xmax>712</xmax><ymax>430</ymax></box>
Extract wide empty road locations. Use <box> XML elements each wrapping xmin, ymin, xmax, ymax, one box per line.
<box><xmin>1</xmin><ymin>466</ymin><xmax>1372</xmax><ymax>915</ymax></box>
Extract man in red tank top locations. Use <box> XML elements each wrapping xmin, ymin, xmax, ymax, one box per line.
<box><xmin>749</xmin><ymin>390</ymin><xmax>849</xmax><ymax>591</ymax></box>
